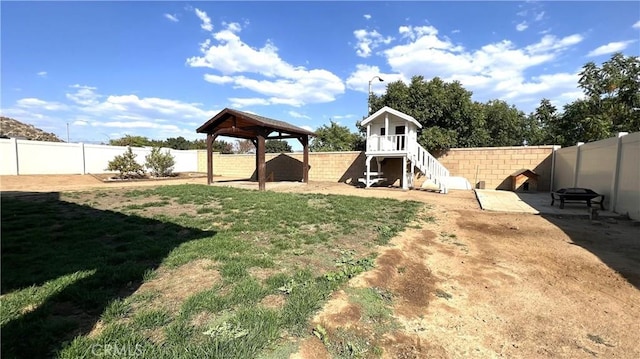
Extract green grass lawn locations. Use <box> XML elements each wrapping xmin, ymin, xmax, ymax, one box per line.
<box><xmin>1</xmin><ymin>184</ymin><xmax>421</xmax><ymax>358</ymax></box>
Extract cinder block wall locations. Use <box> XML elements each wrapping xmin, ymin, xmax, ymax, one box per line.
<box><xmin>198</xmin><ymin>146</ymin><xmax>555</xmax><ymax>191</ymax></box>
<box><xmin>437</xmin><ymin>146</ymin><xmax>555</xmax><ymax>191</ymax></box>
<box><xmin>197</xmin><ymin>151</ymin><xmax>365</xmax><ymax>183</ymax></box>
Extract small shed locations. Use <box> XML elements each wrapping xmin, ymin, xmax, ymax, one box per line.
<box><xmin>510</xmin><ymin>169</ymin><xmax>539</xmax><ymax>192</ymax></box>
<box><xmin>197</xmin><ymin>108</ymin><xmax>315</xmax><ymax>191</ymax></box>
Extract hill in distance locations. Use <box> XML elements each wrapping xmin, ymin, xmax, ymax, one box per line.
<box><xmin>0</xmin><ymin>116</ymin><xmax>64</xmax><ymax>142</ymax></box>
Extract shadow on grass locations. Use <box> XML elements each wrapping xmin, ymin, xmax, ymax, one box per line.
<box><xmin>1</xmin><ymin>191</ymin><xmax>216</xmax><ymax>358</ymax></box>
<box><xmin>540</xmin><ymin>214</ymin><xmax>640</xmax><ymax>290</ymax></box>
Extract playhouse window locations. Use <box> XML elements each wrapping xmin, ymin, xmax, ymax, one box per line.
<box><xmin>380</xmin><ymin>128</ymin><xmax>386</xmax><ymax>135</ymax></box>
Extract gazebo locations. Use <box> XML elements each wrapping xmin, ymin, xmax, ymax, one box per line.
<box><xmin>196</xmin><ymin>108</ymin><xmax>316</xmax><ymax>190</ymax></box>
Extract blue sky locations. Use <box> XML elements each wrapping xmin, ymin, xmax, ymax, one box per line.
<box><xmin>2</xmin><ymin>1</ymin><xmax>639</xmax><ymax>150</ymax></box>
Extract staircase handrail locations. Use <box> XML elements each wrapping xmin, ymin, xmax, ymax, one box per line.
<box><xmin>410</xmin><ymin>144</ymin><xmax>450</xmax><ymax>190</ymax></box>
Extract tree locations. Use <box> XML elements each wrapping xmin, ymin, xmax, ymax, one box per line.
<box><xmin>109</xmin><ymin>135</ymin><xmax>155</xmax><ymax>147</ymax></box>
<box><xmin>575</xmin><ymin>52</ymin><xmax>640</xmax><ymax>137</ymax></box>
<box><xmin>310</xmin><ymin>121</ymin><xmax>362</xmax><ymax>152</ymax></box>
<box><xmin>235</xmin><ymin>139</ymin><xmax>255</xmax><ymax>154</ymax></box>
<box><xmin>370</xmin><ymin>75</ymin><xmax>489</xmax><ymax>152</ymax></box>
<box><xmin>530</xmin><ymin>98</ymin><xmax>559</xmax><ymax>145</ymax></box>
<box><xmin>164</xmin><ymin>136</ymin><xmax>191</xmax><ymax>150</ymax></box>
<box><xmin>480</xmin><ymin>100</ymin><xmax>527</xmax><ymax>147</ymax></box>
<box><xmin>144</xmin><ymin>147</ymin><xmax>175</xmax><ymax>177</ymax></box>
<box><xmin>106</xmin><ymin>147</ymin><xmax>145</xmax><ymax>179</ymax></box>
<box><xmin>186</xmin><ymin>138</ymin><xmax>233</xmax><ymax>153</ymax></box>
<box><xmin>213</xmin><ymin>140</ymin><xmax>234</xmax><ymax>154</ymax></box>
<box><xmin>265</xmin><ymin>139</ymin><xmax>292</xmax><ymax>153</ymax></box>
<box><xmin>554</xmin><ymin>100</ymin><xmax>611</xmax><ymax>147</ymax></box>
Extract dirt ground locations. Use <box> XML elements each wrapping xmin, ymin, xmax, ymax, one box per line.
<box><xmin>2</xmin><ymin>175</ymin><xmax>639</xmax><ymax>358</ymax></box>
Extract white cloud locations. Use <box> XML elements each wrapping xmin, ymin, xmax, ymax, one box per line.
<box><xmin>451</xmin><ymin>29</ymin><xmax>460</xmax><ymax>34</ymax></box>
<box><xmin>99</xmin><ymin>121</ymin><xmax>181</xmax><ymax>131</ymax></box>
<box><xmin>37</xmin><ymin>71</ymin><xmax>47</xmax><ymax>77</ymax></box>
<box><xmin>4</xmin><ymin>86</ymin><xmax>219</xmax><ymax>142</ymax></box>
<box><xmin>363</xmin><ymin>14</ymin><xmax>371</xmax><ymax>20</ymax></box>
<box><xmin>516</xmin><ymin>21</ymin><xmax>528</xmax><ymax>32</ymax></box>
<box><xmin>345</xmin><ymin>64</ymin><xmax>402</xmax><ymax>94</ymax></box>
<box><xmin>16</xmin><ymin>98</ymin><xmax>68</xmax><ymax>111</ymax></box>
<box><xmin>164</xmin><ymin>13</ymin><xmax>179</xmax><ymax>22</ymax></box>
<box><xmin>288</xmin><ymin>111</ymin><xmax>310</xmax><ymax>119</ymax></box>
<box><xmin>203</xmin><ymin>74</ymin><xmax>234</xmax><ymax>84</ymax></box>
<box><xmin>525</xmin><ymin>34</ymin><xmax>583</xmax><ymax>54</ymax></box>
<box><xmin>587</xmin><ymin>40</ymin><xmax>636</xmax><ymax>57</ymax></box>
<box><xmin>347</xmin><ymin>25</ymin><xmax>586</xmax><ymax>111</ymax></box>
<box><xmin>66</xmin><ymin>84</ymin><xmax>101</xmax><ymax>106</ymax></box>
<box><xmin>353</xmin><ymin>29</ymin><xmax>394</xmax><ymax>58</ymax></box>
<box><xmin>634</xmin><ymin>20</ymin><xmax>640</xmax><ymax>29</ymax></box>
<box><xmin>500</xmin><ymin>72</ymin><xmax>579</xmax><ymax>99</ymax></box>
<box><xmin>332</xmin><ymin>114</ymin><xmax>355</xmax><ymax>120</ymax></box>
<box><xmin>300</xmin><ymin>125</ymin><xmax>314</xmax><ymax>132</ymax></box>
<box><xmin>187</xmin><ymin>22</ymin><xmax>345</xmax><ymax>107</ymax></box>
<box><xmin>534</xmin><ymin>11</ymin><xmax>545</xmax><ymax>21</ymax></box>
<box><xmin>229</xmin><ymin>97</ymin><xmax>270</xmax><ymax>108</ymax></box>
<box><xmin>195</xmin><ymin>8</ymin><xmax>213</xmax><ymax>32</ymax></box>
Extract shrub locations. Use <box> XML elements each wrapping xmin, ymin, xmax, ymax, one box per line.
<box><xmin>145</xmin><ymin>147</ymin><xmax>175</xmax><ymax>177</ymax></box>
<box><xmin>106</xmin><ymin>146</ymin><xmax>145</xmax><ymax>179</ymax></box>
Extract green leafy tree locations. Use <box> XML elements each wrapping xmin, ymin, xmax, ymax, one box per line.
<box><xmin>575</xmin><ymin>52</ymin><xmax>640</xmax><ymax>138</ymax></box>
<box><xmin>144</xmin><ymin>147</ymin><xmax>175</xmax><ymax>177</ymax></box>
<box><xmin>555</xmin><ymin>100</ymin><xmax>611</xmax><ymax>147</ymax></box>
<box><xmin>265</xmin><ymin>139</ymin><xmax>292</xmax><ymax>153</ymax></box>
<box><xmin>109</xmin><ymin>135</ymin><xmax>155</xmax><ymax>147</ymax></box>
<box><xmin>480</xmin><ymin>100</ymin><xmax>527</xmax><ymax>147</ymax></box>
<box><xmin>164</xmin><ymin>136</ymin><xmax>191</xmax><ymax>150</ymax></box>
<box><xmin>311</xmin><ymin>121</ymin><xmax>363</xmax><ymax>152</ymax></box>
<box><xmin>531</xmin><ymin>98</ymin><xmax>559</xmax><ymax>145</ymax></box>
<box><xmin>370</xmin><ymin>75</ymin><xmax>486</xmax><ymax>153</ymax></box>
<box><xmin>213</xmin><ymin>140</ymin><xmax>234</xmax><ymax>154</ymax></box>
<box><xmin>106</xmin><ymin>147</ymin><xmax>145</xmax><ymax>179</ymax></box>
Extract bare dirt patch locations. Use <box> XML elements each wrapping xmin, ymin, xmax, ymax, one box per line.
<box><xmin>284</xmin><ymin>184</ymin><xmax>640</xmax><ymax>358</ymax></box>
<box><xmin>135</xmin><ymin>259</ymin><xmax>220</xmax><ymax>312</ymax></box>
<box><xmin>290</xmin><ymin>336</ymin><xmax>330</xmax><ymax>359</ymax></box>
<box><xmin>313</xmin><ymin>290</ymin><xmax>362</xmax><ymax>329</ymax></box>
<box><xmin>260</xmin><ymin>294</ymin><xmax>287</xmax><ymax>310</ymax></box>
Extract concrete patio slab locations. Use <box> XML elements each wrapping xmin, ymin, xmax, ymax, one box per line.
<box><xmin>474</xmin><ymin>189</ymin><xmax>621</xmax><ymax>218</ymax></box>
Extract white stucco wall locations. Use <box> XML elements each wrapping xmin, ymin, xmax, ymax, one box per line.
<box><xmin>551</xmin><ymin>132</ymin><xmax>639</xmax><ymax>220</ymax></box>
<box><xmin>552</xmin><ymin>147</ymin><xmax>577</xmax><ymax>189</ymax></box>
<box><xmin>576</xmin><ymin>137</ymin><xmax>618</xmax><ymax>198</ymax></box>
<box><xmin>0</xmin><ymin>139</ymin><xmax>199</xmax><ymax>175</ymax></box>
<box><xmin>615</xmin><ymin>132</ymin><xmax>640</xmax><ymax>220</ymax></box>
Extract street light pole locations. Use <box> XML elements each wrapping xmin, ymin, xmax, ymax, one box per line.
<box><xmin>368</xmin><ymin>76</ymin><xmax>384</xmax><ymax>115</ymax></box>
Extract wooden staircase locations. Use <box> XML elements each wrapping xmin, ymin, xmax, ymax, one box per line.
<box><xmin>409</xmin><ymin>143</ymin><xmax>450</xmax><ymax>193</ymax></box>
<box><xmin>359</xmin><ymin>142</ymin><xmax>450</xmax><ymax>193</ymax></box>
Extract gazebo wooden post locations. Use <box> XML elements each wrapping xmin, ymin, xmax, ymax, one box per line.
<box><xmin>257</xmin><ymin>132</ymin><xmax>266</xmax><ymax>191</ymax></box>
<box><xmin>251</xmin><ymin>139</ymin><xmax>258</xmax><ymax>181</ymax></box>
<box><xmin>299</xmin><ymin>136</ymin><xmax>309</xmax><ymax>183</ymax></box>
<box><xmin>206</xmin><ymin>133</ymin><xmax>214</xmax><ymax>184</ymax></box>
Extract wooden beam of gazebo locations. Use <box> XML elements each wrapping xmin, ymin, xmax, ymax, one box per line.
<box><xmin>196</xmin><ymin>108</ymin><xmax>316</xmax><ymax>190</ymax></box>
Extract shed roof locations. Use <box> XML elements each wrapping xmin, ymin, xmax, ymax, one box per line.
<box><xmin>197</xmin><ymin>108</ymin><xmax>316</xmax><ymax>139</ymax></box>
<box><xmin>360</xmin><ymin>106</ymin><xmax>422</xmax><ymax>128</ymax></box>
<box><xmin>510</xmin><ymin>169</ymin><xmax>539</xmax><ymax>178</ymax></box>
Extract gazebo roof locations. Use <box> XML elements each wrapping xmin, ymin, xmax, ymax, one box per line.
<box><xmin>197</xmin><ymin>108</ymin><xmax>315</xmax><ymax>139</ymax></box>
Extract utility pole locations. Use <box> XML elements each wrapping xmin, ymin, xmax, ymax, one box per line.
<box><xmin>368</xmin><ymin>76</ymin><xmax>384</xmax><ymax>115</ymax></box>
<box><xmin>66</xmin><ymin>123</ymin><xmax>70</xmax><ymax>142</ymax></box>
